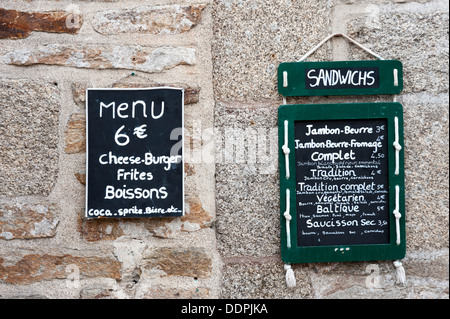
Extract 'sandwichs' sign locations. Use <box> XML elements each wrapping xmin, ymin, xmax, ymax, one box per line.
<box><xmin>278</xmin><ymin>60</ymin><xmax>403</xmax><ymax>96</ymax></box>
<box><xmin>85</xmin><ymin>88</ymin><xmax>184</xmax><ymax>219</ymax></box>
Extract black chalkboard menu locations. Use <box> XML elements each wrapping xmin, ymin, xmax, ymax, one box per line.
<box><xmin>85</xmin><ymin>88</ymin><xmax>184</xmax><ymax>218</ymax></box>
<box><xmin>279</xmin><ymin>103</ymin><xmax>405</xmax><ymax>263</ymax></box>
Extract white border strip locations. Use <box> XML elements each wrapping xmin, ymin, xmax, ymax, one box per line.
<box><xmin>393</xmin><ymin>116</ymin><xmax>402</xmax><ymax>175</ymax></box>
<box><xmin>282</xmin><ymin>120</ymin><xmax>290</xmax><ymax>179</ymax></box>
<box><xmin>284</xmin><ymin>188</ymin><xmax>292</xmax><ymax>249</ymax></box>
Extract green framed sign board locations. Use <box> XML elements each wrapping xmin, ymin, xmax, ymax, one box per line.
<box><xmin>278</xmin><ymin>102</ymin><xmax>405</xmax><ymax>263</ymax></box>
<box><xmin>278</xmin><ymin>60</ymin><xmax>403</xmax><ymax>97</ymax></box>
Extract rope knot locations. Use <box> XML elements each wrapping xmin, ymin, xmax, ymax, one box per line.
<box><xmin>393</xmin><ymin>210</ymin><xmax>401</xmax><ymax>219</ymax></box>
<box><xmin>284</xmin><ymin>211</ymin><xmax>292</xmax><ymax>221</ymax></box>
<box><xmin>282</xmin><ymin>145</ymin><xmax>290</xmax><ymax>155</ymax></box>
<box><xmin>393</xmin><ymin>141</ymin><xmax>402</xmax><ymax>151</ymax></box>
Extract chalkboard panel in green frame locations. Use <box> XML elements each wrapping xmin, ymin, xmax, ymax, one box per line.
<box><xmin>278</xmin><ymin>60</ymin><xmax>403</xmax><ymax>96</ymax></box>
<box><xmin>278</xmin><ymin>103</ymin><xmax>405</xmax><ymax>263</ymax></box>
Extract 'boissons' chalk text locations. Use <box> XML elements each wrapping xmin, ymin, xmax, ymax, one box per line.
<box><xmin>104</xmin><ymin>185</ymin><xmax>168</xmax><ymax>200</ymax></box>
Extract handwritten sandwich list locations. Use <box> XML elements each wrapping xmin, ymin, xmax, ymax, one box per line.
<box><xmin>294</xmin><ymin>119</ymin><xmax>390</xmax><ymax>247</ymax></box>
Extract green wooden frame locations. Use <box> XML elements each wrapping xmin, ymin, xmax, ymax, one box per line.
<box><xmin>279</xmin><ymin>102</ymin><xmax>405</xmax><ymax>263</ymax></box>
<box><xmin>278</xmin><ymin>60</ymin><xmax>403</xmax><ymax>97</ymax></box>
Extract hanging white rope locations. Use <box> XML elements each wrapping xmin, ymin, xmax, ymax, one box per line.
<box><xmin>393</xmin><ymin>185</ymin><xmax>401</xmax><ymax>246</ymax></box>
<box><xmin>283</xmin><ymin>189</ymin><xmax>292</xmax><ymax>249</ymax></box>
<box><xmin>393</xmin><ymin>116</ymin><xmax>402</xmax><ymax>175</ymax></box>
<box><xmin>298</xmin><ymin>33</ymin><xmax>385</xmax><ymax>62</ymax></box>
<box><xmin>393</xmin><ymin>260</ymin><xmax>406</xmax><ymax>285</ymax></box>
<box><xmin>284</xmin><ymin>264</ymin><xmax>296</xmax><ymax>288</ymax></box>
<box><xmin>282</xmin><ymin>120</ymin><xmax>290</xmax><ymax>179</ymax></box>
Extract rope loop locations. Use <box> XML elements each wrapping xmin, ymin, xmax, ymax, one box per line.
<box><xmin>298</xmin><ymin>33</ymin><xmax>385</xmax><ymax>62</ymax></box>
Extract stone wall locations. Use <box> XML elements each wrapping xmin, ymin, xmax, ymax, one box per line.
<box><xmin>212</xmin><ymin>0</ymin><xmax>448</xmax><ymax>299</ymax></box>
<box><xmin>0</xmin><ymin>0</ymin><xmax>448</xmax><ymax>299</ymax></box>
<box><xmin>0</xmin><ymin>0</ymin><xmax>219</xmax><ymax>299</ymax></box>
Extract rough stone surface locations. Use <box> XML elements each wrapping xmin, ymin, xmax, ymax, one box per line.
<box><xmin>64</xmin><ymin>113</ymin><xmax>86</xmax><ymax>154</ymax></box>
<box><xmin>216</xmin><ymin>163</ymin><xmax>280</xmax><ymax>257</ymax></box>
<box><xmin>405</xmin><ymin>249</ymin><xmax>449</xmax><ymax>282</ymax></box>
<box><xmin>0</xmin><ymin>293</ymin><xmax>48</xmax><ymax>299</ymax></box>
<box><xmin>2</xmin><ymin>44</ymin><xmax>196</xmax><ymax>74</ymax></box>
<box><xmin>402</xmin><ymin>93</ymin><xmax>449</xmax><ymax>250</ymax></box>
<box><xmin>80</xmin><ymin>284</ymin><xmax>118</xmax><ymax>299</ymax></box>
<box><xmin>0</xmin><ymin>254</ymin><xmax>121</xmax><ymax>285</ymax></box>
<box><xmin>144</xmin><ymin>195</ymin><xmax>213</xmax><ymax>238</ymax></box>
<box><xmin>215</xmin><ymin>101</ymin><xmax>279</xmax><ymax>257</ymax></box>
<box><xmin>74</xmin><ymin>171</ymin><xmax>86</xmax><ymax>185</ymax></box>
<box><xmin>337</xmin><ymin>0</ymin><xmax>435</xmax><ymax>4</ymax></box>
<box><xmin>70</xmin><ymin>78</ymin><xmax>199</xmax><ymax>110</ymax></box>
<box><xmin>112</xmin><ymin>76</ymin><xmax>200</xmax><ymax>105</ymax></box>
<box><xmin>306</xmin><ymin>261</ymin><xmax>396</xmax><ymax>298</ymax></box>
<box><xmin>93</xmin><ymin>4</ymin><xmax>205</xmax><ymax>35</ymax></box>
<box><xmin>139</xmin><ymin>287</ymin><xmax>210</xmax><ymax>299</ymax></box>
<box><xmin>113</xmin><ymin>238</ymin><xmax>147</xmax><ymax>287</ymax></box>
<box><xmin>71</xmin><ymin>82</ymin><xmax>89</xmax><ymax>108</ymax></box>
<box><xmin>0</xmin><ymin>8</ymin><xmax>82</xmax><ymax>39</ymax></box>
<box><xmin>220</xmin><ymin>258</ymin><xmax>312</xmax><ymax>298</ymax></box>
<box><xmin>78</xmin><ymin>217</ymin><xmax>124</xmax><ymax>242</ymax></box>
<box><xmin>72</xmin><ymin>78</ymin><xmax>199</xmax><ymax>109</ymax></box>
<box><xmin>346</xmin><ymin>2</ymin><xmax>449</xmax><ymax>94</ymax></box>
<box><xmin>142</xmin><ymin>247</ymin><xmax>212</xmax><ymax>278</ymax></box>
<box><xmin>212</xmin><ymin>0</ymin><xmax>333</xmax><ymax>101</ymax></box>
<box><xmin>307</xmin><ymin>250</ymin><xmax>449</xmax><ymax>299</ymax></box>
<box><xmin>0</xmin><ymin>201</ymin><xmax>59</xmax><ymax>240</ymax></box>
<box><xmin>0</xmin><ymin>79</ymin><xmax>60</xmax><ymax>197</ymax></box>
